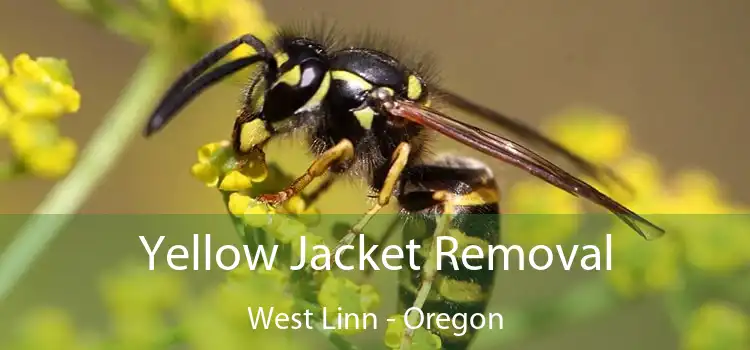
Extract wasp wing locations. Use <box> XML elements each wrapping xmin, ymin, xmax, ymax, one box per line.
<box><xmin>384</xmin><ymin>98</ymin><xmax>665</xmax><ymax>240</ymax></box>
<box><xmin>435</xmin><ymin>88</ymin><xmax>634</xmax><ymax>194</ymax></box>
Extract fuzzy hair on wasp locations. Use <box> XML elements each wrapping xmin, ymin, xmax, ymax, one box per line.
<box><xmin>143</xmin><ymin>24</ymin><xmax>665</xmax><ymax>349</ymax></box>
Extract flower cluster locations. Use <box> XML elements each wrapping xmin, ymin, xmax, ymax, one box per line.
<box><xmin>0</xmin><ymin>53</ymin><xmax>80</xmax><ymax>179</ymax></box>
<box><xmin>384</xmin><ymin>314</ymin><xmax>442</xmax><ymax>349</ymax></box>
<box><xmin>529</xmin><ymin>108</ymin><xmax>750</xmax><ymax>349</ymax></box>
<box><xmin>3</xmin><ymin>263</ymin><xmax>311</xmax><ymax>350</ymax></box>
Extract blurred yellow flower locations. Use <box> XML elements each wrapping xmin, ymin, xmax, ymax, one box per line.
<box><xmin>1</xmin><ymin>52</ymin><xmax>79</xmax><ymax>179</ymax></box>
<box><xmin>384</xmin><ymin>314</ymin><xmax>442</xmax><ymax>350</ymax></box>
<box><xmin>168</xmin><ymin>0</ymin><xmax>227</xmax><ymax>23</ymax></box>
<box><xmin>683</xmin><ymin>301</ymin><xmax>749</xmax><ymax>350</ymax></box>
<box><xmin>219</xmin><ymin>0</ymin><xmax>277</xmax><ymax>59</ymax></box>
<box><xmin>180</xmin><ymin>267</ymin><xmax>297</xmax><ymax>350</ymax></box>
<box><xmin>318</xmin><ymin>275</ymin><xmax>381</xmax><ymax>334</ymax></box>
<box><xmin>604</xmin><ymin>226</ymin><xmax>682</xmax><ymax>298</ymax></box>
<box><xmin>191</xmin><ymin>162</ymin><xmax>220</xmax><ymax>186</ymax></box>
<box><xmin>0</xmin><ymin>98</ymin><xmax>11</xmax><ymax>135</ymax></box>
<box><xmin>4</xmin><ymin>54</ymin><xmax>80</xmax><ymax>118</ymax></box>
<box><xmin>292</xmin><ymin>233</ymin><xmax>326</xmax><ymax>266</ymax></box>
<box><xmin>101</xmin><ymin>264</ymin><xmax>185</xmax><ymax>318</ymax></box>
<box><xmin>23</xmin><ymin>136</ymin><xmax>77</xmax><ymax>178</ymax></box>
<box><xmin>15</xmin><ymin>308</ymin><xmax>84</xmax><ymax>350</ymax></box>
<box><xmin>504</xmin><ymin>180</ymin><xmax>581</xmax><ymax>247</ymax></box>
<box><xmin>7</xmin><ymin>118</ymin><xmax>78</xmax><ymax>178</ymax></box>
<box><xmin>679</xmin><ymin>213</ymin><xmax>750</xmax><ymax>273</ymax></box>
<box><xmin>544</xmin><ymin>108</ymin><xmax>630</xmax><ymax>164</ymax></box>
<box><xmin>0</xmin><ymin>53</ymin><xmax>8</xmax><ymax>84</ymax></box>
<box><xmin>270</xmin><ymin>215</ymin><xmax>308</xmax><ymax>244</ymax></box>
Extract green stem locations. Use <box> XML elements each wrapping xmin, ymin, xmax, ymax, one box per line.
<box><xmin>0</xmin><ymin>50</ymin><xmax>173</xmax><ymax>304</ymax></box>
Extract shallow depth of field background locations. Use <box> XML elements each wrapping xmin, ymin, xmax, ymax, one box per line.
<box><xmin>1</xmin><ymin>1</ymin><xmax>749</xmax><ymax>349</ymax></box>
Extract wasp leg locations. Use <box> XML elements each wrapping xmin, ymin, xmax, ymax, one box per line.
<box><xmin>302</xmin><ymin>173</ymin><xmax>340</xmax><ymax>208</ymax></box>
<box><xmin>257</xmin><ymin>139</ymin><xmax>355</xmax><ymax>205</ymax></box>
<box><xmin>397</xmin><ymin>155</ymin><xmax>501</xmax><ymax>350</ymax></box>
<box><xmin>400</xmin><ymin>192</ymin><xmax>455</xmax><ymax>350</ymax></box>
<box><xmin>333</xmin><ymin>142</ymin><xmax>411</xmax><ymax>250</ymax></box>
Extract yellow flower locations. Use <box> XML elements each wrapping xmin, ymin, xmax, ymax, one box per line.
<box><xmin>219</xmin><ymin>169</ymin><xmax>252</xmax><ymax>191</ymax></box>
<box><xmin>168</xmin><ymin>0</ymin><xmax>227</xmax><ymax>23</ymax></box>
<box><xmin>604</xmin><ymin>225</ymin><xmax>681</xmax><ymax>298</ymax></box>
<box><xmin>0</xmin><ymin>53</ymin><xmax>8</xmax><ymax>85</ymax></box>
<box><xmin>544</xmin><ymin>108</ymin><xmax>630</xmax><ymax>164</ymax></box>
<box><xmin>191</xmin><ymin>162</ymin><xmax>219</xmax><ymax>186</ymax></box>
<box><xmin>292</xmin><ymin>233</ymin><xmax>325</xmax><ymax>266</ymax></box>
<box><xmin>197</xmin><ymin>141</ymin><xmax>228</xmax><ymax>163</ymax></box>
<box><xmin>679</xmin><ymin>214</ymin><xmax>750</xmax><ymax>273</ymax></box>
<box><xmin>101</xmin><ymin>264</ymin><xmax>185</xmax><ymax>317</ymax></box>
<box><xmin>7</xmin><ymin>118</ymin><xmax>78</xmax><ymax>178</ymax></box>
<box><xmin>23</xmin><ymin>136</ymin><xmax>77</xmax><ymax>178</ymax></box>
<box><xmin>227</xmin><ymin>192</ymin><xmax>252</xmax><ymax>216</ymax></box>
<box><xmin>182</xmin><ymin>268</ymin><xmax>299</xmax><ymax>349</ymax></box>
<box><xmin>0</xmin><ymin>98</ymin><xmax>12</xmax><ymax>135</ymax></box>
<box><xmin>318</xmin><ymin>276</ymin><xmax>381</xmax><ymax>334</ymax></box>
<box><xmin>4</xmin><ymin>54</ymin><xmax>80</xmax><ymax>118</ymax></box>
<box><xmin>661</xmin><ymin>170</ymin><xmax>729</xmax><ymax>214</ymax></box>
<box><xmin>384</xmin><ymin>314</ymin><xmax>442</xmax><ymax>350</ymax></box>
<box><xmin>269</xmin><ymin>215</ymin><xmax>308</xmax><ymax>244</ymax></box>
<box><xmin>606</xmin><ymin>153</ymin><xmax>663</xmax><ymax>207</ymax></box>
<box><xmin>16</xmin><ymin>308</ymin><xmax>82</xmax><ymax>350</ymax></box>
<box><xmin>504</xmin><ymin>180</ymin><xmax>581</xmax><ymax>247</ymax></box>
<box><xmin>190</xmin><ymin>141</ymin><xmax>268</xmax><ymax>188</ymax></box>
<box><xmin>219</xmin><ymin>0</ymin><xmax>277</xmax><ymax>60</ymax></box>
<box><xmin>683</xmin><ymin>301</ymin><xmax>749</xmax><ymax>350</ymax></box>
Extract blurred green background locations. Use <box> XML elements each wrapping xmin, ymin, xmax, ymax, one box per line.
<box><xmin>1</xmin><ymin>0</ymin><xmax>749</xmax><ymax>349</ymax></box>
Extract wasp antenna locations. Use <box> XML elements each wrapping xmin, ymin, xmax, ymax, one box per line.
<box><xmin>144</xmin><ymin>34</ymin><xmax>276</xmax><ymax>137</ymax></box>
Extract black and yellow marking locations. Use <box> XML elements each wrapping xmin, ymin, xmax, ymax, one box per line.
<box><xmin>397</xmin><ymin>156</ymin><xmax>501</xmax><ymax>350</ymax></box>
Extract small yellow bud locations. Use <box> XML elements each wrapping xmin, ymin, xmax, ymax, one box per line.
<box><xmin>270</xmin><ymin>216</ymin><xmax>307</xmax><ymax>244</ymax></box>
<box><xmin>282</xmin><ymin>196</ymin><xmax>307</xmax><ymax>215</ymax></box>
<box><xmin>8</xmin><ymin>118</ymin><xmax>60</xmax><ymax>156</ymax></box>
<box><xmin>197</xmin><ymin>141</ymin><xmax>226</xmax><ymax>163</ymax></box>
<box><xmin>318</xmin><ymin>276</ymin><xmax>381</xmax><ymax>334</ymax></box>
<box><xmin>385</xmin><ymin>315</ymin><xmax>443</xmax><ymax>349</ymax></box>
<box><xmin>242</xmin><ymin>203</ymin><xmax>274</xmax><ymax>228</ymax></box>
<box><xmin>227</xmin><ymin>193</ymin><xmax>251</xmax><ymax>216</ymax></box>
<box><xmin>219</xmin><ymin>170</ymin><xmax>252</xmax><ymax>191</ymax></box>
<box><xmin>3</xmin><ymin>75</ymin><xmax>80</xmax><ymax>118</ymax></box>
<box><xmin>544</xmin><ymin>109</ymin><xmax>630</xmax><ymax>163</ymax></box>
<box><xmin>190</xmin><ymin>162</ymin><xmax>219</xmax><ymax>186</ymax></box>
<box><xmin>24</xmin><ymin>137</ymin><xmax>77</xmax><ymax>178</ymax></box>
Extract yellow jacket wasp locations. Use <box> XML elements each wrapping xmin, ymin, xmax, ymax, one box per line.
<box><xmin>144</xmin><ymin>25</ymin><xmax>664</xmax><ymax>349</ymax></box>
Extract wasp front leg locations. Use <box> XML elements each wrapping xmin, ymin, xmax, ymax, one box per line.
<box><xmin>256</xmin><ymin>139</ymin><xmax>355</xmax><ymax>205</ymax></box>
<box><xmin>333</xmin><ymin>142</ymin><xmax>411</xmax><ymax>250</ymax></box>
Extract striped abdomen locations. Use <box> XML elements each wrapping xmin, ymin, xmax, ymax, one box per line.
<box><xmin>396</xmin><ymin>155</ymin><xmax>501</xmax><ymax>350</ymax></box>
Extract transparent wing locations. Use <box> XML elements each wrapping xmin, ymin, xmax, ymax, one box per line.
<box><xmin>383</xmin><ymin>97</ymin><xmax>665</xmax><ymax>240</ymax></box>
